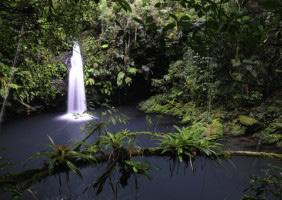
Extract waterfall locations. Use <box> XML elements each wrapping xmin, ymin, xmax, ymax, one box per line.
<box><xmin>67</xmin><ymin>42</ymin><xmax>87</xmax><ymax>114</ymax></box>
<box><xmin>58</xmin><ymin>42</ymin><xmax>95</xmax><ymax>121</ymax></box>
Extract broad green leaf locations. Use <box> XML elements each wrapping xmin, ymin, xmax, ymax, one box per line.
<box><xmin>127</xmin><ymin>67</ymin><xmax>137</xmax><ymax>74</ymax></box>
<box><xmin>125</xmin><ymin>77</ymin><xmax>132</xmax><ymax>85</ymax></box>
<box><xmin>101</xmin><ymin>44</ymin><xmax>109</xmax><ymax>49</ymax></box>
<box><xmin>117</xmin><ymin>71</ymin><xmax>125</xmax><ymax>86</ymax></box>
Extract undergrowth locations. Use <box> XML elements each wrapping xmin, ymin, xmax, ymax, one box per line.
<box><xmin>139</xmin><ymin>91</ymin><xmax>282</xmax><ymax>147</ymax></box>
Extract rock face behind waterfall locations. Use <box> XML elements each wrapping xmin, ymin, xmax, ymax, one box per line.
<box><xmin>67</xmin><ymin>43</ymin><xmax>87</xmax><ymax>113</ymax></box>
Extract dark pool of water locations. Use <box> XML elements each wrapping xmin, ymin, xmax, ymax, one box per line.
<box><xmin>0</xmin><ymin>107</ymin><xmax>175</xmax><ymax>169</ymax></box>
<box><xmin>9</xmin><ymin>156</ymin><xmax>277</xmax><ymax>200</ymax></box>
<box><xmin>0</xmin><ymin>106</ymin><xmax>280</xmax><ymax>200</ymax></box>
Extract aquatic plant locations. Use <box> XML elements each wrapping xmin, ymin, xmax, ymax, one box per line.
<box><xmin>31</xmin><ymin>136</ymin><xmax>98</xmax><ymax>178</ymax></box>
<box><xmin>119</xmin><ymin>160</ymin><xmax>150</xmax><ymax>186</ymax></box>
<box><xmin>0</xmin><ymin>148</ymin><xmax>11</xmax><ymax>171</ymax></box>
<box><xmin>241</xmin><ymin>165</ymin><xmax>282</xmax><ymax>200</ymax></box>
<box><xmin>98</xmin><ymin>130</ymin><xmax>138</xmax><ymax>151</ymax></box>
<box><xmin>157</xmin><ymin>123</ymin><xmax>222</xmax><ymax>165</ymax></box>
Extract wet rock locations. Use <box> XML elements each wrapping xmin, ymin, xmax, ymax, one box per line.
<box><xmin>239</xmin><ymin>115</ymin><xmax>258</xmax><ymax>126</ymax></box>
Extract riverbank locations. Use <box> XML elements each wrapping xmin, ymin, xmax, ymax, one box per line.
<box><xmin>138</xmin><ymin>92</ymin><xmax>282</xmax><ymax>149</ymax></box>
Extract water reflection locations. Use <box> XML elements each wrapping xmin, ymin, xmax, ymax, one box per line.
<box><xmin>11</xmin><ymin>156</ymin><xmax>280</xmax><ymax>200</ymax></box>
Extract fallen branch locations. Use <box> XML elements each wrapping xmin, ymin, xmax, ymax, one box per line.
<box><xmin>0</xmin><ymin>148</ymin><xmax>281</xmax><ymax>192</ymax></box>
<box><xmin>223</xmin><ymin>150</ymin><xmax>282</xmax><ymax>160</ymax></box>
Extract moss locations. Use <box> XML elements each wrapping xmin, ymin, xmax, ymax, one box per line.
<box><xmin>139</xmin><ymin>92</ymin><xmax>282</xmax><ymax>148</ymax></box>
<box><xmin>269</xmin><ymin>134</ymin><xmax>282</xmax><ymax>144</ymax></box>
<box><xmin>204</xmin><ymin>119</ymin><xmax>224</xmax><ymax>138</ymax></box>
<box><xmin>239</xmin><ymin>115</ymin><xmax>258</xmax><ymax>126</ymax></box>
<box><xmin>224</xmin><ymin>121</ymin><xmax>247</xmax><ymax>136</ymax></box>
<box><xmin>138</xmin><ymin>95</ymin><xmax>162</xmax><ymax>113</ymax></box>
<box><xmin>138</xmin><ymin>95</ymin><xmax>202</xmax><ymax>123</ymax></box>
<box><xmin>256</xmin><ymin>116</ymin><xmax>282</xmax><ymax>147</ymax></box>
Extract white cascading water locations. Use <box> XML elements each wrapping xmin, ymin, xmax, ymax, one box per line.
<box><xmin>67</xmin><ymin>42</ymin><xmax>87</xmax><ymax>114</ymax></box>
<box><xmin>58</xmin><ymin>42</ymin><xmax>95</xmax><ymax>121</ymax></box>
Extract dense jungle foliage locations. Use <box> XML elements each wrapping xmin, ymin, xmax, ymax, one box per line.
<box><xmin>0</xmin><ymin>0</ymin><xmax>281</xmax><ymax>145</ymax></box>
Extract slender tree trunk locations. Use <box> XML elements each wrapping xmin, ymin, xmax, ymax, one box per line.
<box><xmin>0</xmin><ymin>24</ymin><xmax>24</xmax><ymax>125</ymax></box>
